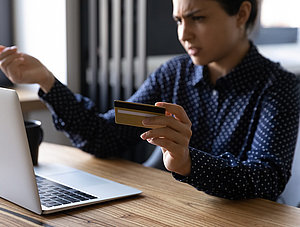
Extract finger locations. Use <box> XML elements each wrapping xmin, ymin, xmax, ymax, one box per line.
<box><xmin>0</xmin><ymin>45</ymin><xmax>6</xmax><ymax>53</ymax></box>
<box><xmin>141</xmin><ymin>127</ymin><xmax>190</xmax><ymax>146</ymax></box>
<box><xmin>145</xmin><ymin>137</ymin><xmax>181</xmax><ymax>156</ymax></box>
<box><xmin>142</xmin><ymin>115</ymin><xmax>178</xmax><ymax>131</ymax></box>
<box><xmin>143</xmin><ymin>115</ymin><xmax>191</xmax><ymax>136</ymax></box>
<box><xmin>7</xmin><ymin>58</ymin><xmax>24</xmax><ymax>74</ymax></box>
<box><xmin>0</xmin><ymin>46</ymin><xmax>18</xmax><ymax>61</ymax></box>
<box><xmin>153</xmin><ymin>142</ymin><xmax>188</xmax><ymax>157</ymax></box>
<box><xmin>155</xmin><ymin>102</ymin><xmax>191</xmax><ymax>124</ymax></box>
<box><xmin>2</xmin><ymin>58</ymin><xmax>24</xmax><ymax>82</ymax></box>
<box><xmin>0</xmin><ymin>52</ymin><xmax>23</xmax><ymax>71</ymax></box>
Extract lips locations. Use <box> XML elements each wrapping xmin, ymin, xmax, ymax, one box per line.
<box><xmin>187</xmin><ymin>47</ymin><xmax>200</xmax><ymax>56</ymax></box>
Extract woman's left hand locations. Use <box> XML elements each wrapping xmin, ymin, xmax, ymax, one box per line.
<box><xmin>140</xmin><ymin>102</ymin><xmax>192</xmax><ymax>176</ymax></box>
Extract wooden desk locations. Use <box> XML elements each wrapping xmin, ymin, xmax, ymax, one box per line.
<box><xmin>1</xmin><ymin>142</ymin><xmax>300</xmax><ymax>226</ymax></box>
<box><xmin>14</xmin><ymin>84</ymin><xmax>46</xmax><ymax>113</ymax></box>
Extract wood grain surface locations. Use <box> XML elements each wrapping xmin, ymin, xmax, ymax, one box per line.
<box><xmin>0</xmin><ymin>142</ymin><xmax>299</xmax><ymax>226</ymax></box>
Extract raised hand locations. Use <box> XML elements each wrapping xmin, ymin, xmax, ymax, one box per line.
<box><xmin>141</xmin><ymin>102</ymin><xmax>192</xmax><ymax>176</ymax></box>
<box><xmin>0</xmin><ymin>45</ymin><xmax>55</xmax><ymax>92</ymax></box>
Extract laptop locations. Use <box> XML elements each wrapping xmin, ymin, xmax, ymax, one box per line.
<box><xmin>0</xmin><ymin>87</ymin><xmax>142</xmax><ymax>214</ymax></box>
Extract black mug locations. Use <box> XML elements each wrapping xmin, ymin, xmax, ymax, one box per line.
<box><xmin>24</xmin><ymin>120</ymin><xmax>43</xmax><ymax>166</ymax></box>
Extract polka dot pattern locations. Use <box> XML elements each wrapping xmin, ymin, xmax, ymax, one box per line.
<box><xmin>39</xmin><ymin>43</ymin><xmax>300</xmax><ymax>201</ymax></box>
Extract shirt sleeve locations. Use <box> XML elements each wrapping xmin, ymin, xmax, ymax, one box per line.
<box><xmin>173</xmin><ymin>76</ymin><xmax>300</xmax><ymax>201</ymax></box>
<box><xmin>38</xmin><ymin>73</ymin><xmax>165</xmax><ymax>158</ymax></box>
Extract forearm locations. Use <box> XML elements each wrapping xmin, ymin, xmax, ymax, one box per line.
<box><xmin>38</xmin><ymin>79</ymin><xmax>144</xmax><ymax>157</ymax></box>
<box><xmin>173</xmin><ymin>148</ymin><xmax>287</xmax><ymax>200</ymax></box>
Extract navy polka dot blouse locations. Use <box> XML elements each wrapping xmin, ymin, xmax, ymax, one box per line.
<box><xmin>39</xmin><ymin>43</ymin><xmax>300</xmax><ymax>201</ymax></box>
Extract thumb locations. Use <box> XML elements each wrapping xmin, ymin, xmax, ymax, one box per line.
<box><xmin>0</xmin><ymin>45</ymin><xmax>6</xmax><ymax>53</ymax></box>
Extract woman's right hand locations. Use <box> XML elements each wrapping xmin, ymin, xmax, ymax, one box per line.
<box><xmin>0</xmin><ymin>45</ymin><xmax>55</xmax><ymax>93</ymax></box>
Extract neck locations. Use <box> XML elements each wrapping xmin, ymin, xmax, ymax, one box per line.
<box><xmin>208</xmin><ymin>40</ymin><xmax>250</xmax><ymax>85</ymax></box>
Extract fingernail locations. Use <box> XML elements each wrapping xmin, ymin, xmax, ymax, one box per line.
<box><xmin>147</xmin><ymin>138</ymin><xmax>153</xmax><ymax>143</ymax></box>
<box><xmin>142</xmin><ymin>118</ymin><xmax>150</xmax><ymax>125</ymax></box>
<box><xmin>140</xmin><ymin>132</ymin><xmax>146</xmax><ymax>140</ymax></box>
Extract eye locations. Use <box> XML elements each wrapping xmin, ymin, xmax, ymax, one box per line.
<box><xmin>192</xmin><ymin>16</ymin><xmax>205</xmax><ymax>21</ymax></box>
<box><xmin>173</xmin><ymin>17</ymin><xmax>182</xmax><ymax>25</ymax></box>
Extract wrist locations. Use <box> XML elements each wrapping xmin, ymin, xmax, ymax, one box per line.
<box><xmin>176</xmin><ymin>150</ymin><xmax>192</xmax><ymax>176</ymax></box>
<box><xmin>39</xmin><ymin>70</ymin><xmax>55</xmax><ymax>93</ymax></box>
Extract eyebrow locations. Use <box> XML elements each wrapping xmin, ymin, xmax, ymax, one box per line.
<box><xmin>173</xmin><ymin>9</ymin><xmax>203</xmax><ymax>20</ymax></box>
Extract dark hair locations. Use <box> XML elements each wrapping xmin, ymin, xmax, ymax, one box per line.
<box><xmin>214</xmin><ymin>0</ymin><xmax>258</xmax><ymax>30</ymax></box>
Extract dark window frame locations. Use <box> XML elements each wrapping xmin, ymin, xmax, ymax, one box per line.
<box><xmin>253</xmin><ymin>27</ymin><xmax>298</xmax><ymax>45</ymax></box>
<box><xmin>0</xmin><ymin>0</ymin><xmax>14</xmax><ymax>87</ymax></box>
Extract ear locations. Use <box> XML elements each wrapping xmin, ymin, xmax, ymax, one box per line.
<box><xmin>236</xmin><ymin>1</ymin><xmax>252</xmax><ymax>28</ymax></box>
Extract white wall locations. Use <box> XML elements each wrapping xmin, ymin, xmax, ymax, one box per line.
<box><xmin>13</xmin><ymin>0</ymin><xmax>71</xmax><ymax>145</ymax></box>
<box><xmin>257</xmin><ymin>28</ymin><xmax>300</xmax><ymax>75</ymax></box>
<box><xmin>13</xmin><ymin>0</ymin><xmax>67</xmax><ymax>84</ymax></box>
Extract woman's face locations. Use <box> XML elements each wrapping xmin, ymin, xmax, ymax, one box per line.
<box><xmin>173</xmin><ymin>0</ymin><xmax>246</xmax><ymax>66</ymax></box>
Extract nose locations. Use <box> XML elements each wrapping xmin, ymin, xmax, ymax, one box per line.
<box><xmin>178</xmin><ymin>21</ymin><xmax>193</xmax><ymax>42</ymax></box>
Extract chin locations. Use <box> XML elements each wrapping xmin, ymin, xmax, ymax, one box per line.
<box><xmin>190</xmin><ymin>56</ymin><xmax>208</xmax><ymax>66</ymax></box>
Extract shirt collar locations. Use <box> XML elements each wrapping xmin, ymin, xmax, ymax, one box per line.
<box><xmin>191</xmin><ymin>64</ymin><xmax>204</xmax><ymax>86</ymax></box>
<box><xmin>220</xmin><ymin>42</ymin><xmax>263</xmax><ymax>91</ymax></box>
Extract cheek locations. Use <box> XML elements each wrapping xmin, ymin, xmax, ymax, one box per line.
<box><xmin>177</xmin><ymin>26</ymin><xmax>184</xmax><ymax>42</ymax></box>
<box><xmin>178</xmin><ymin>29</ymin><xmax>187</xmax><ymax>50</ymax></box>
<box><xmin>205</xmin><ymin>24</ymin><xmax>238</xmax><ymax>51</ymax></box>
<box><xmin>217</xmin><ymin>19</ymin><xmax>240</xmax><ymax>43</ymax></box>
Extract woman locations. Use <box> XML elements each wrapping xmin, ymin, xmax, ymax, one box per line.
<box><xmin>0</xmin><ymin>0</ymin><xmax>299</xmax><ymax>201</ymax></box>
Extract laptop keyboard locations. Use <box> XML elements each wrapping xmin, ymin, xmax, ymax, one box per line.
<box><xmin>36</xmin><ymin>175</ymin><xmax>97</xmax><ymax>208</ymax></box>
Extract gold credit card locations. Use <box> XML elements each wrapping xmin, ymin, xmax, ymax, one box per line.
<box><xmin>114</xmin><ymin>100</ymin><xmax>166</xmax><ymax>128</ymax></box>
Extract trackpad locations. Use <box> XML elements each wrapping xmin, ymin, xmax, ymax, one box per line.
<box><xmin>49</xmin><ymin>171</ymin><xmax>110</xmax><ymax>188</ymax></box>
